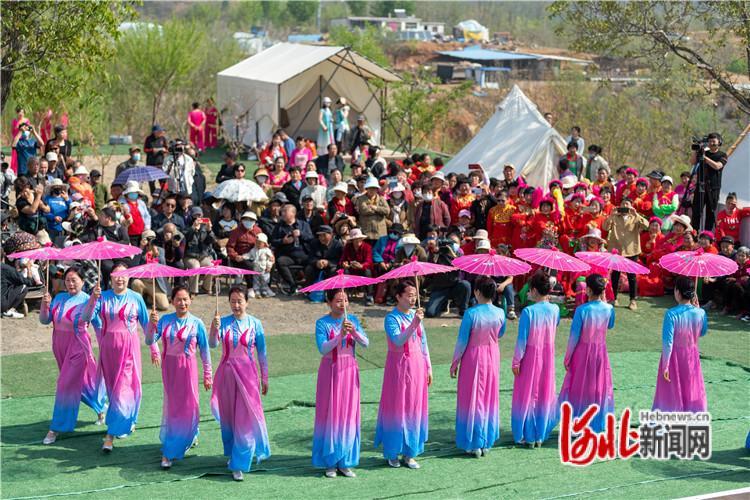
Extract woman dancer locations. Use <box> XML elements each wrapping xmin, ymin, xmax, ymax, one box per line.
<box><xmin>312</xmin><ymin>289</ymin><xmax>369</xmax><ymax>478</ymax></box>
<box><xmin>558</xmin><ymin>274</ymin><xmax>615</xmax><ymax>433</ymax></box>
<box><xmin>511</xmin><ymin>272</ymin><xmax>560</xmax><ymax>448</ymax></box>
<box><xmin>317</xmin><ymin>97</ymin><xmax>334</xmax><ymax>152</ymax></box>
<box><xmin>210</xmin><ymin>286</ymin><xmax>271</xmax><ymax>482</ymax></box>
<box><xmin>82</xmin><ymin>263</ymin><xmax>160</xmax><ymax>452</ymax></box>
<box><xmin>40</xmin><ymin>266</ymin><xmax>106</xmax><ymax>445</ymax></box>
<box><xmin>652</xmin><ymin>276</ymin><xmax>708</xmax><ymax>412</ymax></box>
<box><xmin>375</xmin><ymin>281</ymin><xmax>432</xmax><ymax>469</ymax></box>
<box><xmin>146</xmin><ymin>286</ymin><xmax>212</xmax><ymax>469</ymax></box>
<box><xmin>450</xmin><ymin>276</ymin><xmax>506</xmax><ymax>457</ymax></box>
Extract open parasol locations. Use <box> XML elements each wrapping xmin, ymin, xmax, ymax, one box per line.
<box><xmin>56</xmin><ymin>237</ymin><xmax>142</xmax><ymax>282</ymax></box>
<box><xmin>575</xmin><ymin>250</ymin><xmax>649</xmax><ymax>275</ymax></box>
<box><xmin>212</xmin><ymin>179</ymin><xmax>269</xmax><ymax>203</ymax></box>
<box><xmin>514</xmin><ymin>247</ymin><xmax>591</xmax><ymax>273</ymax></box>
<box><xmin>8</xmin><ymin>243</ymin><xmax>64</xmax><ymax>286</ymax></box>
<box><xmin>113</xmin><ymin>166</ymin><xmax>169</xmax><ymax>186</ymax></box>
<box><xmin>182</xmin><ymin>260</ymin><xmax>258</xmax><ymax>311</ymax></box>
<box><xmin>298</xmin><ymin>269</ymin><xmax>381</xmax><ymax>318</ymax></box>
<box><xmin>453</xmin><ymin>249</ymin><xmax>532</xmax><ymax>277</ymax></box>
<box><xmin>112</xmin><ymin>263</ymin><xmax>191</xmax><ymax>311</ymax></box>
<box><xmin>659</xmin><ymin>250</ymin><xmax>738</xmax><ymax>278</ymax></box>
<box><xmin>377</xmin><ymin>255</ymin><xmax>455</xmax><ymax>308</ymax></box>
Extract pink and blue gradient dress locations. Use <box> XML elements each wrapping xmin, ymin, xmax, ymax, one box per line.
<box><xmin>511</xmin><ymin>301</ymin><xmax>560</xmax><ymax>445</ymax></box>
<box><xmin>312</xmin><ymin>314</ymin><xmax>369</xmax><ymax>470</ymax></box>
<box><xmin>451</xmin><ymin>303</ymin><xmax>506</xmax><ymax>452</ymax></box>
<box><xmin>557</xmin><ymin>300</ymin><xmax>615</xmax><ymax>433</ymax></box>
<box><xmin>210</xmin><ymin>314</ymin><xmax>271</xmax><ymax>473</ymax></box>
<box><xmin>40</xmin><ymin>292</ymin><xmax>107</xmax><ymax>433</ymax></box>
<box><xmin>652</xmin><ymin>304</ymin><xmax>708</xmax><ymax>412</ymax></box>
<box><xmin>374</xmin><ymin>308</ymin><xmax>432</xmax><ymax>460</ymax></box>
<box><xmin>147</xmin><ymin>313</ymin><xmax>212</xmax><ymax>461</ymax></box>
<box><xmin>83</xmin><ymin>289</ymin><xmax>156</xmax><ymax>437</ymax></box>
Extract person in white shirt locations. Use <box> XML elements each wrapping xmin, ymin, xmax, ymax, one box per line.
<box><xmin>300</xmin><ymin>170</ymin><xmax>328</xmax><ymax>211</ymax></box>
<box><xmin>565</xmin><ymin>126</ymin><xmax>585</xmax><ymax>155</ymax></box>
<box><xmin>248</xmin><ymin>233</ymin><xmax>275</xmax><ymax>298</ymax></box>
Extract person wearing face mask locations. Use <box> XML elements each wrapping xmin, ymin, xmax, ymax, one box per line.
<box><xmin>12</xmin><ymin>122</ymin><xmax>42</xmax><ymax>177</ymax></box>
<box><xmin>387</xmin><ymin>184</ymin><xmax>410</xmax><ymax>231</ymax></box>
<box><xmin>300</xmin><ymin>170</ymin><xmax>328</xmax><ymax>211</ymax></box>
<box><xmin>119</xmin><ymin>181</ymin><xmax>151</xmax><ymax>246</ymax></box>
<box><xmin>227</xmin><ymin>211</ymin><xmax>263</xmax><ymax>281</ymax></box>
<box><xmin>43</xmin><ymin>179</ymin><xmax>70</xmax><ymax>240</ymax></box>
<box><xmin>412</xmin><ymin>184</ymin><xmax>451</xmax><ymax>240</ymax></box>
<box><xmin>116</xmin><ymin>147</ymin><xmax>143</xmax><ymax>178</ymax></box>
<box><xmin>372</xmin><ymin>223</ymin><xmax>404</xmax><ymax>291</ymax></box>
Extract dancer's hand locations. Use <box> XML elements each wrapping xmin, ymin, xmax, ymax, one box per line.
<box><xmin>663</xmin><ymin>369</ymin><xmax>670</xmax><ymax>382</ymax></box>
<box><xmin>512</xmin><ymin>366</ymin><xmax>520</xmax><ymax>377</ymax></box>
<box><xmin>414</xmin><ymin>307</ymin><xmax>425</xmax><ymax>322</ymax></box>
<box><xmin>450</xmin><ymin>363</ymin><xmax>458</xmax><ymax>379</ymax></box>
<box><xmin>151</xmin><ymin>353</ymin><xmax>161</xmax><ymax>367</ymax></box>
<box><xmin>261</xmin><ymin>380</ymin><xmax>268</xmax><ymax>395</ymax></box>
<box><xmin>342</xmin><ymin>320</ymin><xmax>354</xmax><ymax>334</ymax></box>
<box><xmin>427</xmin><ymin>372</ymin><xmax>433</xmax><ymax>386</ymax></box>
<box><xmin>204</xmin><ymin>379</ymin><xmax>212</xmax><ymax>391</ymax></box>
<box><xmin>213</xmin><ymin>313</ymin><xmax>220</xmax><ymax>329</ymax></box>
<box><xmin>42</xmin><ymin>292</ymin><xmax>52</xmax><ymax>306</ymax></box>
<box><xmin>150</xmin><ymin>311</ymin><xmax>159</xmax><ymax>325</ymax></box>
<box><xmin>91</xmin><ymin>284</ymin><xmax>101</xmax><ymax>300</ymax></box>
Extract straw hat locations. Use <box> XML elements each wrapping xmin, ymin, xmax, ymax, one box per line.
<box><xmin>333</xmin><ymin>182</ymin><xmax>348</xmax><ymax>193</ymax></box>
<box><xmin>476</xmin><ymin>239</ymin><xmax>491</xmax><ymax>251</ymax></box>
<box><xmin>348</xmin><ymin>228</ymin><xmax>366</xmax><ymax>240</ymax></box>
<box><xmin>256</xmin><ymin>233</ymin><xmax>268</xmax><ymax>244</ymax></box>
<box><xmin>580</xmin><ymin>227</ymin><xmax>605</xmax><ymax>244</ymax></box>
<box><xmin>400</xmin><ymin>233</ymin><xmax>420</xmax><ymax>245</ymax></box>
<box><xmin>305</xmin><ymin>170</ymin><xmax>319</xmax><ymax>180</ymax></box>
<box><xmin>73</xmin><ymin>165</ymin><xmax>89</xmax><ymax>176</ymax></box>
<box><xmin>669</xmin><ymin>214</ymin><xmax>693</xmax><ymax>232</ymax></box>
<box><xmin>123</xmin><ymin>180</ymin><xmax>145</xmax><ymax>196</ymax></box>
<box><xmin>473</xmin><ymin>229</ymin><xmax>489</xmax><ymax>240</ymax></box>
<box><xmin>561</xmin><ymin>175</ymin><xmax>577</xmax><ymax>189</ymax></box>
<box><xmin>44</xmin><ymin>178</ymin><xmax>67</xmax><ymax>194</ymax></box>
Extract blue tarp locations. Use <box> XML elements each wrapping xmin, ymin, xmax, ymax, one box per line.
<box><xmin>287</xmin><ymin>34</ymin><xmax>324</xmax><ymax>43</ymax></box>
<box><xmin>437</xmin><ymin>45</ymin><xmax>542</xmax><ymax>62</ymax></box>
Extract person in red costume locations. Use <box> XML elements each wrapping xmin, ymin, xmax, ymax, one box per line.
<box><xmin>697</xmin><ymin>231</ymin><xmax>718</xmax><ymax>254</ymax></box>
<box><xmin>715</xmin><ymin>192</ymin><xmax>750</xmax><ymax>244</ymax></box>
<box><xmin>486</xmin><ymin>190</ymin><xmax>515</xmax><ymax>247</ymax></box>
<box><xmin>599</xmin><ymin>187</ymin><xmax>615</xmax><ymax>216</ymax></box>
<box><xmin>631</xmin><ymin>178</ymin><xmax>653</xmax><ymax>217</ymax></box>
<box><xmin>581</xmin><ymin>197</ymin><xmax>608</xmax><ymax>237</ymax></box>
<box><xmin>559</xmin><ymin>193</ymin><xmax>588</xmax><ymax>255</ymax></box>
<box><xmin>615</xmin><ymin>167</ymin><xmax>639</xmax><ymax>206</ymax></box>
<box><xmin>450</xmin><ymin>180</ymin><xmax>476</xmax><ymax>225</ymax></box>
<box><xmin>639</xmin><ymin>217</ymin><xmax>665</xmax><ymax>265</ymax></box>
<box><xmin>528</xmin><ymin>197</ymin><xmax>560</xmax><ymax>248</ymax></box>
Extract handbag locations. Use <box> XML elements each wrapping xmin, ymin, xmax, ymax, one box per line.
<box><xmin>308</xmin><ymin>271</ymin><xmax>325</xmax><ymax>303</ymax></box>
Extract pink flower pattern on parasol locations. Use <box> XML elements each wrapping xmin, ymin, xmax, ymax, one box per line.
<box><xmin>575</xmin><ymin>250</ymin><xmax>649</xmax><ymax>275</ymax></box>
<box><xmin>514</xmin><ymin>247</ymin><xmax>590</xmax><ymax>273</ymax></box>
<box><xmin>453</xmin><ymin>249</ymin><xmax>532</xmax><ymax>277</ymax></box>
<box><xmin>183</xmin><ymin>260</ymin><xmax>258</xmax><ymax>310</ymax></box>
<box><xmin>658</xmin><ymin>250</ymin><xmax>738</xmax><ymax>278</ymax></box>
<box><xmin>112</xmin><ymin>263</ymin><xmax>191</xmax><ymax>311</ymax></box>
<box><xmin>377</xmin><ymin>254</ymin><xmax>455</xmax><ymax>307</ymax></box>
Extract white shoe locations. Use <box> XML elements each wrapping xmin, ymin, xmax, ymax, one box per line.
<box><xmin>95</xmin><ymin>413</ymin><xmax>105</xmax><ymax>426</ymax></box>
<box><xmin>481</xmin><ymin>448</ymin><xmax>490</xmax><ymax>456</ymax></box>
<box><xmin>324</xmin><ymin>468</ymin><xmax>337</xmax><ymax>478</ymax></box>
<box><xmin>2</xmin><ymin>308</ymin><xmax>24</xmax><ymax>319</ymax></box>
<box><xmin>387</xmin><ymin>459</ymin><xmax>401</xmax><ymax>468</ymax></box>
<box><xmin>405</xmin><ymin>458</ymin><xmax>420</xmax><ymax>469</ymax></box>
<box><xmin>232</xmin><ymin>470</ymin><xmax>244</xmax><ymax>481</ymax></box>
<box><xmin>102</xmin><ymin>436</ymin><xmax>113</xmax><ymax>452</ymax></box>
<box><xmin>247</xmin><ymin>289</ymin><xmax>256</xmax><ymax>299</ymax></box>
<box><xmin>471</xmin><ymin>449</ymin><xmax>482</xmax><ymax>458</ymax></box>
<box><xmin>43</xmin><ymin>431</ymin><xmax>57</xmax><ymax>445</ymax></box>
<box><xmin>338</xmin><ymin>467</ymin><xmax>356</xmax><ymax>478</ymax></box>
<box><xmin>161</xmin><ymin>457</ymin><xmax>172</xmax><ymax>469</ymax></box>
<box><xmin>507</xmin><ymin>310</ymin><xmax>517</xmax><ymax>320</ymax></box>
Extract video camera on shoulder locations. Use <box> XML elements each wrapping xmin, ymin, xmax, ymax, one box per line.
<box><xmin>168</xmin><ymin>139</ymin><xmax>186</xmax><ymax>155</ymax></box>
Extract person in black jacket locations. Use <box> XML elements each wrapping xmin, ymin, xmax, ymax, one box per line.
<box><xmin>297</xmin><ymin>195</ymin><xmax>324</xmax><ymax>234</ymax></box>
<box><xmin>304</xmin><ymin>225</ymin><xmax>343</xmax><ymax>285</ymax></box>
<box><xmin>214</xmin><ymin>150</ymin><xmax>239</xmax><ymax>184</ymax></box>
<box><xmin>281</xmin><ymin>166</ymin><xmax>305</xmax><ymax>210</ymax></box>
<box><xmin>314</xmin><ymin>143</ymin><xmax>345</xmax><ymax>180</ymax></box>
<box><xmin>1</xmin><ymin>260</ymin><xmax>36</xmax><ymax>317</ymax></box>
<box><xmin>271</xmin><ymin>204</ymin><xmax>313</xmax><ymax>294</ymax></box>
<box><xmin>423</xmin><ymin>239</ymin><xmax>471</xmax><ymax>318</ymax></box>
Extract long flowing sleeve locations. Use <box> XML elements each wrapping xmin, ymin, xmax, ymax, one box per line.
<box><xmin>565</xmin><ymin>307</ymin><xmax>583</xmax><ymax>367</ymax></box>
<box><xmin>652</xmin><ymin>192</ymin><xmax>678</xmax><ymax>218</ymax></box>
<box><xmin>661</xmin><ymin>310</ymin><xmax>675</xmax><ymax>365</ymax></box>
<box><xmin>384</xmin><ymin>312</ymin><xmax>419</xmax><ymax>347</ymax></box>
<box><xmin>195</xmin><ymin>320</ymin><xmax>212</xmax><ymax>383</ymax></box>
<box><xmin>512</xmin><ymin>308</ymin><xmax>530</xmax><ymax>369</ymax></box>
<box><xmin>315</xmin><ymin>318</ymin><xmax>341</xmax><ymax>355</ymax></box>
<box><xmin>254</xmin><ymin>319</ymin><xmax>269</xmax><ymax>385</ymax></box>
<box><xmin>451</xmin><ymin>310</ymin><xmax>472</xmax><ymax>368</ymax></box>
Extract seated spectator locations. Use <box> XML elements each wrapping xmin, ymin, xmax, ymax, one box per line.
<box><xmin>697</xmin><ymin>231</ymin><xmax>718</xmax><ymax>254</ymax></box>
<box><xmin>386</xmin><ymin>183</ymin><xmax>409</xmax><ymax>231</ymax></box>
<box><xmin>327</xmin><ymin>182</ymin><xmax>354</xmax><ymax>222</ymax></box>
<box><xmin>232</xmin><ymin>163</ymin><xmax>247</xmax><ymax>180</ymax></box>
<box><xmin>215</xmin><ymin>150</ymin><xmax>239</xmax><ymax>184</ymax></box>
<box><xmin>423</xmin><ymin>238</ymin><xmax>470</xmax><ymax>318</ymax></box>
<box><xmin>1</xmin><ymin>257</ymin><xmax>37</xmax><ymax>318</ymax></box>
<box><xmin>300</xmin><ymin>170</ymin><xmax>327</xmax><ymax>211</ymax></box>
<box><xmin>393</xmin><ymin>232</ymin><xmax>427</xmax><ymax>264</ymax></box>
<box><xmin>290</xmin><ymin>136</ymin><xmax>313</xmax><ymax>170</ymax></box>
<box><xmin>120</xmin><ymin>180</ymin><xmax>151</xmax><ymax>246</ymax></box>
<box><xmin>159</xmin><ymin>222</ymin><xmax>185</xmax><ymax>273</ymax></box>
<box><xmin>152</xmin><ymin>195</ymin><xmax>186</xmax><ymax>233</ymax></box>
<box><xmin>372</xmin><ymin>223</ymin><xmax>404</xmax><ymax>280</ymax></box>
<box><xmin>413</xmin><ymin>187</ymin><xmax>451</xmax><ymax>240</ymax></box>
<box><xmin>339</xmin><ymin>227</ymin><xmax>374</xmax><ymax>305</ymax></box>
<box><xmin>130</xmin><ymin>231</ymin><xmax>169</xmax><ymax>310</ymax></box>
<box><xmin>305</xmin><ymin>224</ymin><xmax>343</xmax><ymax>287</ymax></box>
<box><xmin>183</xmin><ymin>207</ymin><xmax>216</xmax><ymax>295</ymax></box>
<box><xmin>315</xmin><ymin>143</ymin><xmax>344</xmax><ymax>180</ymax></box>
<box><xmin>271</xmin><ymin>204</ymin><xmax>313</xmax><ymax>294</ymax></box>
<box><xmin>268</xmin><ymin>157</ymin><xmax>290</xmax><ymax>191</ymax></box>
<box><xmin>43</xmin><ymin>179</ymin><xmax>69</xmax><ymax>240</ymax></box>
<box><xmin>715</xmin><ymin>192</ymin><xmax>750</xmax><ymax>244</ymax></box>
<box><xmin>259</xmin><ymin>192</ymin><xmax>286</xmax><ymax>235</ymax></box>
<box><xmin>227</xmin><ymin>211</ymin><xmax>262</xmax><ymax>276</ymax></box>
<box><xmin>258</xmin><ymin>133</ymin><xmax>288</xmax><ymax>167</ymax></box>
<box><xmin>450</xmin><ymin>180</ymin><xmax>476</xmax><ymax>224</ymax></box>
<box><xmin>558</xmin><ymin>141</ymin><xmax>585</xmax><ymax>179</ymax></box>
<box><xmin>298</xmin><ymin>195</ymin><xmax>324</xmax><ymax>234</ymax></box>
<box><xmin>214</xmin><ymin>204</ymin><xmax>238</xmax><ymax>242</ymax></box>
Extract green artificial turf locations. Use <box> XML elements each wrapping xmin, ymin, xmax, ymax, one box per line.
<box><xmin>1</xmin><ymin>298</ymin><xmax>749</xmax><ymax>499</ymax></box>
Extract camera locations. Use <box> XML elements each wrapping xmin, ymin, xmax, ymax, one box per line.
<box><xmin>691</xmin><ymin>135</ymin><xmax>710</xmax><ymax>158</ymax></box>
<box><xmin>173</xmin><ymin>232</ymin><xmax>183</xmax><ymax>243</ymax></box>
<box><xmin>437</xmin><ymin>238</ymin><xmax>455</xmax><ymax>255</ymax></box>
<box><xmin>168</xmin><ymin>139</ymin><xmax>185</xmax><ymax>155</ymax></box>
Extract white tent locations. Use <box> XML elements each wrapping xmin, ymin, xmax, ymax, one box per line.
<box><xmin>719</xmin><ymin>124</ymin><xmax>750</xmax><ymax>245</ymax></box>
<box><xmin>217</xmin><ymin>43</ymin><xmax>400</xmax><ymax>147</ymax></box>
<box><xmin>443</xmin><ymin>85</ymin><xmax>567</xmax><ymax>187</ymax></box>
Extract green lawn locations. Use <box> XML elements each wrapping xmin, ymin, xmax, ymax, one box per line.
<box><xmin>1</xmin><ymin>298</ymin><xmax>749</xmax><ymax>499</ymax></box>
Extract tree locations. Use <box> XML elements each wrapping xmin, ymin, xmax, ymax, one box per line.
<box><xmin>328</xmin><ymin>26</ymin><xmax>389</xmax><ymax>67</ymax></box>
<box><xmin>287</xmin><ymin>1</ymin><xmax>318</xmax><ymax>24</ymax></box>
<box><xmin>548</xmin><ymin>1</ymin><xmax>750</xmax><ymax>115</ymax></box>
<box><xmin>346</xmin><ymin>1</ymin><xmax>369</xmax><ymax>16</ymax></box>
<box><xmin>370</xmin><ymin>0</ymin><xmax>415</xmax><ymax>18</ymax></box>
<box><xmin>0</xmin><ymin>1</ymin><xmax>136</xmax><ymax>109</ymax></box>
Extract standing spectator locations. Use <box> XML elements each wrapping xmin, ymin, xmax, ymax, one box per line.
<box><xmin>116</xmin><ymin>147</ymin><xmax>143</xmax><ymax>178</ymax></box>
<box><xmin>248</xmin><ymin>233</ymin><xmax>276</xmax><ymax>298</ymax></box>
<box><xmin>10</xmin><ymin>106</ymin><xmax>31</xmax><ymax>174</ymax></box>
<box><xmin>268</xmin><ymin>157</ymin><xmax>290</xmax><ymax>191</ymax></box>
<box><xmin>271</xmin><ymin>204</ymin><xmax>313</xmax><ymax>294</ymax></box>
<box><xmin>276</xmin><ymin>129</ymin><xmax>295</xmax><ymax>159</ymax></box>
<box><xmin>290</xmin><ymin>136</ymin><xmax>313</xmax><ymax>170</ymax></box>
<box><xmin>486</xmin><ymin>190</ymin><xmax>514</xmax><ymax>247</ymax></box>
<box><xmin>43</xmin><ymin>179</ymin><xmax>69</xmax><ymax>240</ymax></box>
<box><xmin>558</xmin><ymin>141</ymin><xmax>585</xmax><ymax>180</ymax></box>
<box><xmin>204</xmin><ymin>97</ymin><xmax>219</xmax><ymax>149</ymax></box>
<box><xmin>12</xmin><ymin>122</ymin><xmax>42</xmax><ymax>177</ymax></box>
<box><xmin>335</xmin><ymin>97</ymin><xmax>350</xmax><ymax>152</ymax></box>
<box><xmin>412</xmin><ymin>188</ymin><xmax>451</xmax><ymax>240</ymax></box>
<box><xmin>120</xmin><ymin>181</ymin><xmax>151</xmax><ymax>246</ymax></box>
<box><xmin>15</xmin><ymin>178</ymin><xmax>49</xmax><ymax>235</ymax></box>
<box><xmin>214</xmin><ymin>151</ymin><xmax>239</xmax><ymax>184</ymax></box>
<box><xmin>349</xmin><ymin>115</ymin><xmax>372</xmax><ymax>159</ymax></box>
<box><xmin>144</xmin><ymin>124</ymin><xmax>168</xmax><ymax>194</ymax></box>
<box><xmin>183</xmin><ymin>207</ymin><xmax>216</xmax><ymax>294</ymax></box>
<box><xmin>44</xmin><ymin>124</ymin><xmax>72</xmax><ymax>162</ymax></box>
<box><xmin>603</xmin><ymin>198</ymin><xmax>649</xmax><ymax>311</ymax></box>
<box><xmin>315</xmin><ymin>144</ymin><xmax>344</xmax><ymax>184</ymax></box>
<box><xmin>89</xmin><ymin>170</ymin><xmax>108</xmax><ymax>212</ymax></box>
<box><xmin>340</xmin><ymin>228</ymin><xmax>375</xmax><ymax>305</ymax></box>
<box><xmin>187</xmin><ymin>102</ymin><xmax>206</xmax><ymax>153</ymax></box>
<box><xmin>281</xmin><ymin>167</ymin><xmax>305</xmax><ymax>210</ymax></box>
<box><xmin>305</xmin><ymin>225</ymin><xmax>343</xmax><ymax>285</ymax></box>
<box><xmin>585</xmin><ymin>145</ymin><xmax>609</xmax><ymax>180</ymax></box>
<box><xmin>162</xmin><ymin>139</ymin><xmax>196</xmax><ymax>198</ymax></box>
<box><xmin>565</xmin><ymin>126</ymin><xmax>585</xmax><ymax>154</ymax></box>
<box><xmin>690</xmin><ymin>133</ymin><xmax>727</xmax><ymax>231</ymax></box>
<box><xmin>258</xmin><ymin>134</ymin><xmax>288</xmax><ymax>167</ymax></box>
<box><xmin>226</xmin><ymin>211</ymin><xmax>262</xmax><ymax>276</ymax></box>
<box><xmin>356</xmin><ymin>177</ymin><xmax>390</xmax><ymax>242</ymax></box>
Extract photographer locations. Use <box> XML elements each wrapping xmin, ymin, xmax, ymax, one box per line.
<box><xmin>161</xmin><ymin>139</ymin><xmax>196</xmax><ymax>199</ymax></box>
<box><xmin>183</xmin><ymin>207</ymin><xmax>217</xmax><ymax>295</ymax></box>
<box><xmin>12</xmin><ymin>122</ymin><xmax>42</xmax><ymax>177</ymax></box>
<box><xmin>690</xmin><ymin>133</ymin><xmax>727</xmax><ymax>231</ymax></box>
<box><xmin>424</xmin><ymin>236</ymin><xmax>471</xmax><ymax>318</ymax></box>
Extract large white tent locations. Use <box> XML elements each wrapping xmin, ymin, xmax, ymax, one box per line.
<box><xmin>217</xmin><ymin>43</ymin><xmax>400</xmax><ymax>147</ymax></box>
<box><xmin>442</xmin><ymin>85</ymin><xmax>567</xmax><ymax>188</ymax></box>
<box><xmin>719</xmin><ymin>124</ymin><xmax>750</xmax><ymax>245</ymax></box>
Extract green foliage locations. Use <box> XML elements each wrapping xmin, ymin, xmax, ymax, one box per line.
<box><xmin>287</xmin><ymin>1</ymin><xmax>318</xmax><ymax>24</ymax></box>
<box><xmin>261</xmin><ymin>0</ymin><xmax>287</xmax><ymax>26</ymax></box>
<box><xmin>328</xmin><ymin>26</ymin><xmax>390</xmax><ymax>67</ymax></box>
<box><xmin>548</xmin><ymin>1</ymin><xmax>750</xmax><ymax>114</ymax></box>
<box><xmin>369</xmin><ymin>0</ymin><xmax>415</xmax><ymax>18</ymax></box>
<box><xmin>346</xmin><ymin>0</ymin><xmax>370</xmax><ymax>16</ymax></box>
<box><xmin>727</xmin><ymin>57</ymin><xmax>749</xmax><ymax>75</ymax></box>
<box><xmin>384</xmin><ymin>70</ymin><xmax>471</xmax><ymax>155</ymax></box>
<box><xmin>1</xmin><ymin>1</ymin><xmax>137</xmax><ymax>109</ymax></box>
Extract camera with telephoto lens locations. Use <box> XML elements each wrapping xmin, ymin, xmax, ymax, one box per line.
<box><xmin>437</xmin><ymin>238</ymin><xmax>455</xmax><ymax>255</ymax></box>
<box><xmin>173</xmin><ymin>232</ymin><xmax>183</xmax><ymax>244</ymax></box>
<box><xmin>691</xmin><ymin>135</ymin><xmax>710</xmax><ymax>158</ymax></box>
<box><xmin>167</xmin><ymin>139</ymin><xmax>185</xmax><ymax>155</ymax></box>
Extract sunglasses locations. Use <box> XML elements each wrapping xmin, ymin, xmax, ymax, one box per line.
<box><xmin>164</xmin><ymin>203</ymin><xmax>176</xmax><ymax>207</ymax></box>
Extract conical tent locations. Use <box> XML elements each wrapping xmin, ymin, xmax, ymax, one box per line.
<box><xmin>719</xmin><ymin>124</ymin><xmax>750</xmax><ymax>245</ymax></box>
<box><xmin>442</xmin><ymin>85</ymin><xmax>567</xmax><ymax>188</ymax></box>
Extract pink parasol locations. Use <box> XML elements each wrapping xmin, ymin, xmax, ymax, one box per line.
<box><xmin>183</xmin><ymin>260</ymin><xmax>258</xmax><ymax>310</ymax></box>
<box><xmin>377</xmin><ymin>255</ymin><xmax>455</xmax><ymax>308</ymax></box>
<box><xmin>8</xmin><ymin>243</ymin><xmax>64</xmax><ymax>285</ymax></box>
<box><xmin>112</xmin><ymin>263</ymin><xmax>191</xmax><ymax>311</ymax></box>
<box><xmin>658</xmin><ymin>250</ymin><xmax>738</xmax><ymax>278</ymax></box>
<box><xmin>298</xmin><ymin>269</ymin><xmax>381</xmax><ymax>319</ymax></box>
<box><xmin>575</xmin><ymin>250</ymin><xmax>649</xmax><ymax>275</ymax></box>
<box><xmin>514</xmin><ymin>247</ymin><xmax>590</xmax><ymax>273</ymax></box>
<box><xmin>58</xmin><ymin>237</ymin><xmax>142</xmax><ymax>283</ymax></box>
<box><xmin>453</xmin><ymin>249</ymin><xmax>532</xmax><ymax>277</ymax></box>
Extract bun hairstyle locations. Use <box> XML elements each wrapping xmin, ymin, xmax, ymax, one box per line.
<box><xmin>170</xmin><ymin>285</ymin><xmax>191</xmax><ymax>301</ymax></box>
<box><xmin>475</xmin><ymin>276</ymin><xmax>497</xmax><ymax>300</ymax></box>
<box><xmin>63</xmin><ymin>265</ymin><xmax>84</xmax><ymax>280</ymax></box>
<box><xmin>585</xmin><ymin>273</ymin><xmax>607</xmax><ymax>297</ymax></box>
<box><xmin>228</xmin><ymin>285</ymin><xmax>250</xmax><ymax>301</ymax></box>
<box><xmin>326</xmin><ymin>288</ymin><xmax>346</xmax><ymax>302</ymax></box>
<box><xmin>530</xmin><ymin>270</ymin><xmax>552</xmax><ymax>296</ymax></box>
<box><xmin>674</xmin><ymin>276</ymin><xmax>696</xmax><ymax>301</ymax></box>
<box><xmin>111</xmin><ymin>261</ymin><xmax>129</xmax><ymax>273</ymax></box>
<box><xmin>394</xmin><ymin>279</ymin><xmax>416</xmax><ymax>297</ymax></box>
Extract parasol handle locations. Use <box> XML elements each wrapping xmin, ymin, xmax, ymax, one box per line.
<box><xmin>97</xmin><ymin>261</ymin><xmax>101</xmax><ymax>285</ymax></box>
<box><xmin>216</xmin><ymin>281</ymin><xmax>220</xmax><ymax>315</ymax></box>
<box><xmin>152</xmin><ymin>277</ymin><xmax>156</xmax><ymax>313</ymax></box>
<box><xmin>415</xmin><ymin>274</ymin><xmax>421</xmax><ymax>310</ymax></box>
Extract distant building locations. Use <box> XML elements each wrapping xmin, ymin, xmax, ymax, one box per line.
<box><xmin>330</xmin><ymin>10</ymin><xmax>445</xmax><ymax>38</ymax></box>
